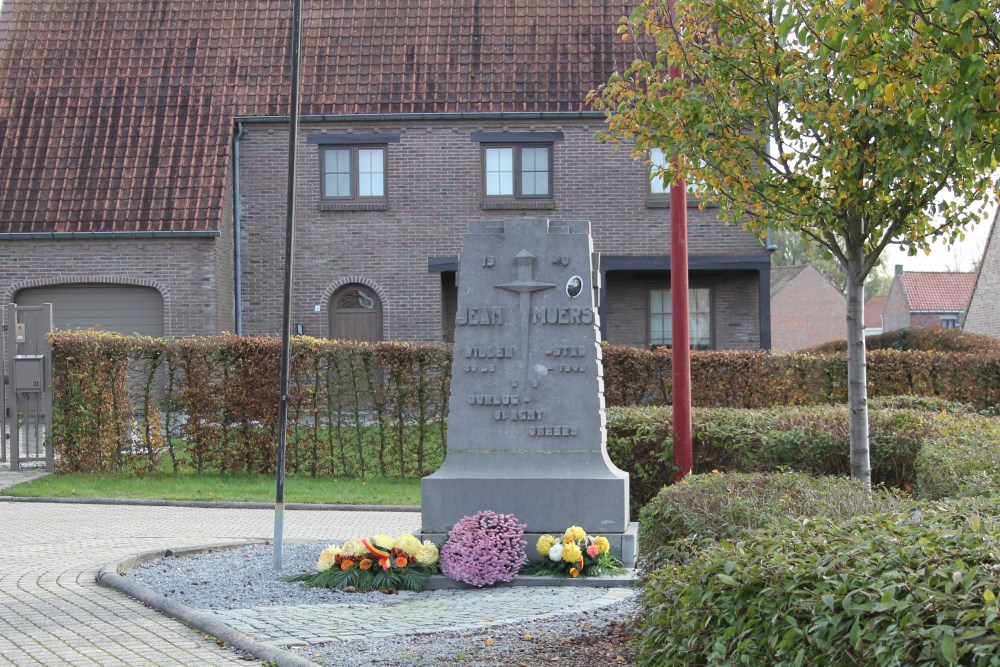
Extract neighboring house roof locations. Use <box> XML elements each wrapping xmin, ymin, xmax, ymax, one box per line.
<box><xmin>898</xmin><ymin>272</ymin><xmax>977</xmax><ymax>312</ymax></box>
<box><xmin>0</xmin><ymin>1</ymin><xmax>632</xmax><ymax>235</ymax></box>
<box><xmin>769</xmin><ymin>265</ymin><xmax>808</xmax><ymax>298</ymax></box>
<box><xmin>864</xmin><ymin>295</ymin><xmax>887</xmax><ymax>329</ymax></box>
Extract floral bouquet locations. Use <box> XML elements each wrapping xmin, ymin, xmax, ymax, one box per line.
<box><xmin>528</xmin><ymin>526</ymin><xmax>622</xmax><ymax>577</ymax></box>
<box><xmin>440</xmin><ymin>510</ymin><xmax>527</xmax><ymax>587</ymax></box>
<box><xmin>286</xmin><ymin>533</ymin><xmax>440</xmax><ymax>592</ymax></box>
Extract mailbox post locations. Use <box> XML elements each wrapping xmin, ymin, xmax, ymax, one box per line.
<box><xmin>3</xmin><ymin>304</ymin><xmax>53</xmax><ymax>472</ymax></box>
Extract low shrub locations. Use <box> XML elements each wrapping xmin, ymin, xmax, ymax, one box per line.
<box><xmin>915</xmin><ymin>414</ymin><xmax>1000</xmax><ymax>500</ymax></box>
<box><xmin>606</xmin><ymin>403</ymin><xmax>952</xmax><ymax>512</ymax></box>
<box><xmin>637</xmin><ymin>472</ymin><xmax>901</xmax><ymax>570</ymax></box>
<box><xmin>637</xmin><ymin>497</ymin><xmax>1000</xmax><ymax>667</ymax></box>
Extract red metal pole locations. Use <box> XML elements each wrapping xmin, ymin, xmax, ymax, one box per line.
<box><xmin>669</xmin><ymin>0</ymin><xmax>693</xmax><ymax>483</ymax></box>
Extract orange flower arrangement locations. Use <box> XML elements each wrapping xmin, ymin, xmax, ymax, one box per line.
<box><xmin>290</xmin><ymin>533</ymin><xmax>441</xmax><ymax>593</ymax></box>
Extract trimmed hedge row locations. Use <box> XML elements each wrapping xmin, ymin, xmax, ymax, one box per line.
<box><xmin>636</xmin><ymin>471</ymin><xmax>902</xmax><ymax>571</ymax></box>
<box><xmin>808</xmin><ymin>325</ymin><xmax>1000</xmax><ymax>355</ymax></box>
<box><xmin>52</xmin><ymin>332</ymin><xmax>450</xmax><ymax>476</ymax></box>
<box><xmin>600</xmin><ymin>345</ymin><xmax>1000</xmax><ymax>409</ymax></box>
<box><xmin>607</xmin><ymin>403</ymin><xmax>1000</xmax><ymax>513</ymax></box>
<box><xmin>637</xmin><ymin>496</ymin><xmax>1000</xmax><ymax>666</ymax></box>
<box><xmin>49</xmin><ymin>332</ymin><xmax>1000</xmax><ymax>477</ymax></box>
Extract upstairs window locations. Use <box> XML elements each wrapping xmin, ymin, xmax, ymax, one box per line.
<box><xmin>483</xmin><ymin>144</ymin><xmax>552</xmax><ymax>199</ymax></box>
<box><xmin>647</xmin><ymin>148</ymin><xmax>708</xmax><ymax>205</ymax></box>
<box><xmin>322</xmin><ymin>146</ymin><xmax>386</xmax><ymax>200</ymax></box>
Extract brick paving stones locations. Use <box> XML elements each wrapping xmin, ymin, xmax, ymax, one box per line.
<box><xmin>0</xmin><ymin>501</ymin><xmax>419</xmax><ymax>666</ymax></box>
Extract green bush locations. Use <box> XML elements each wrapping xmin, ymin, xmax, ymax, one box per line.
<box><xmin>637</xmin><ymin>472</ymin><xmax>900</xmax><ymax>570</ymax></box>
<box><xmin>637</xmin><ymin>497</ymin><xmax>1000</xmax><ymax>667</ymax></box>
<box><xmin>606</xmin><ymin>404</ymin><xmax>952</xmax><ymax>512</ymax></box>
<box><xmin>915</xmin><ymin>414</ymin><xmax>1000</xmax><ymax>500</ymax></box>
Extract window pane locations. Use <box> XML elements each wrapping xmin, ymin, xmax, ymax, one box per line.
<box><xmin>324</xmin><ymin>148</ymin><xmax>351</xmax><ymax>197</ymax></box>
<box><xmin>649</xmin><ymin>287</ymin><xmax>711</xmax><ymax>348</ymax></box>
<box><xmin>358</xmin><ymin>148</ymin><xmax>384</xmax><ymax>197</ymax></box>
<box><xmin>520</xmin><ymin>146</ymin><xmax>550</xmax><ymax>196</ymax></box>
<box><xmin>485</xmin><ymin>147</ymin><xmax>514</xmax><ymax>196</ymax></box>
<box><xmin>649</xmin><ymin>148</ymin><xmax>668</xmax><ymax>194</ymax></box>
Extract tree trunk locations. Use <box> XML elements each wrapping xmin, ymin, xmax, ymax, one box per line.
<box><xmin>845</xmin><ymin>256</ymin><xmax>871</xmax><ymax>484</ymax></box>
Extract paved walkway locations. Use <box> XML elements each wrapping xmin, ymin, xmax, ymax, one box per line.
<box><xmin>0</xmin><ymin>500</ymin><xmax>419</xmax><ymax>666</ymax></box>
<box><xmin>0</xmin><ymin>499</ymin><xmax>634</xmax><ymax>666</ymax></box>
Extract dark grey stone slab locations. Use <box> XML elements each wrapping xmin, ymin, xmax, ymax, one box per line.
<box><xmin>422</xmin><ymin>218</ymin><xmax>630</xmax><ymax>538</ymax></box>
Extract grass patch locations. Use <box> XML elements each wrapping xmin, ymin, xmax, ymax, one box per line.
<box><xmin>0</xmin><ymin>472</ymin><xmax>421</xmax><ymax>505</ymax></box>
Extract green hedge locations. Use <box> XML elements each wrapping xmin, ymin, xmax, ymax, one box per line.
<box><xmin>600</xmin><ymin>345</ymin><xmax>1000</xmax><ymax>409</ymax></box>
<box><xmin>636</xmin><ymin>472</ymin><xmax>901</xmax><ymax>571</ymax></box>
<box><xmin>637</xmin><ymin>496</ymin><xmax>1000</xmax><ymax>666</ymax></box>
<box><xmin>605</xmin><ymin>404</ymin><xmax>970</xmax><ymax>512</ymax></box>
<box><xmin>50</xmin><ymin>332</ymin><xmax>1000</xmax><ymax>478</ymax></box>
<box><xmin>52</xmin><ymin>332</ymin><xmax>450</xmax><ymax>476</ymax></box>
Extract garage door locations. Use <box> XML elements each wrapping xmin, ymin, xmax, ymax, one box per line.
<box><xmin>15</xmin><ymin>284</ymin><xmax>164</xmax><ymax>336</ymax></box>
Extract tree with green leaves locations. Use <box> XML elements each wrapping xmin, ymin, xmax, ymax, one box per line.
<box><xmin>769</xmin><ymin>228</ymin><xmax>892</xmax><ymax>296</ymax></box>
<box><xmin>591</xmin><ymin>0</ymin><xmax>998</xmax><ymax>484</ymax></box>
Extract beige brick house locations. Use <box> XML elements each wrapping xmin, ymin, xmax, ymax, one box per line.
<box><xmin>0</xmin><ymin>1</ymin><xmax>772</xmax><ymax>348</ymax></box>
<box><xmin>882</xmin><ymin>268</ymin><xmax>976</xmax><ymax>332</ymax></box>
<box><xmin>769</xmin><ymin>265</ymin><xmax>846</xmax><ymax>353</ymax></box>
<box><xmin>964</xmin><ymin>211</ymin><xmax>1000</xmax><ymax>337</ymax></box>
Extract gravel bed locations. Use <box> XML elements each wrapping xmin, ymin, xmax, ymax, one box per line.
<box><xmin>126</xmin><ymin>541</ymin><xmax>641</xmax><ymax>666</ymax></box>
<box><xmin>126</xmin><ymin>541</ymin><xmax>394</xmax><ymax>609</ymax></box>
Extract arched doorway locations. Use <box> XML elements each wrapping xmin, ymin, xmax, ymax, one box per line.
<box><xmin>329</xmin><ymin>284</ymin><xmax>383</xmax><ymax>342</ymax></box>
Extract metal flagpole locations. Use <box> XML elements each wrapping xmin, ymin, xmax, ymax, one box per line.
<box><xmin>275</xmin><ymin>0</ymin><xmax>304</xmax><ymax>571</ymax></box>
<box><xmin>668</xmin><ymin>0</ymin><xmax>693</xmax><ymax>482</ymax></box>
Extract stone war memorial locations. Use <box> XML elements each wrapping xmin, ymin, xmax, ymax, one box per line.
<box><xmin>422</xmin><ymin>218</ymin><xmax>635</xmax><ymax>567</ymax></box>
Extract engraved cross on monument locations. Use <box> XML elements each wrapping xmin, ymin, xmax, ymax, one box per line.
<box><xmin>422</xmin><ymin>218</ymin><xmax>633</xmax><ymax>565</ymax></box>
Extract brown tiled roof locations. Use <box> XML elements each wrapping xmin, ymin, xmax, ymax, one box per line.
<box><xmin>899</xmin><ymin>272</ymin><xmax>977</xmax><ymax>312</ymax></box>
<box><xmin>0</xmin><ymin>1</ymin><xmax>633</xmax><ymax>234</ymax></box>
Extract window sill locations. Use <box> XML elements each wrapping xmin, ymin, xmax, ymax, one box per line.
<box><xmin>319</xmin><ymin>201</ymin><xmax>389</xmax><ymax>212</ymax></box>
<box><xmin>481</xmin><ymin>199</ymin><xmax>555</xmax><ymax>210</ymax></box>
<box><xmin>645</xmin><ymin>196</ymin><xmax>717</xmax><ymax>209</ymax></box>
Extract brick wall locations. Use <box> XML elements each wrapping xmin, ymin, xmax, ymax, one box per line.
<box><xmin>964</xmin><ymin>219</ymin><xmax>1000</xmax><ymax>336</ymax></box>
<box><xmin>882</xmin><ymin>277</ymin><xmax>912</xmax><ymax>332</ymax></box>
<box><xmin>770</xmin><ymin>267</ymin><xmax>846</xmax><ymax>352</ymax></box>
<box><xmin>0</xmin><ymin>238</ymin><xmax>225</xmax><ymax>336</ymax></box>
<box><xmin>238</xmin><ymin>118</ymin><xmax>767</xmax><ymax>343</ymax></box>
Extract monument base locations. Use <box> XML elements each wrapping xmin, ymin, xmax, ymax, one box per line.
<box><xmin>421</xmin><ymin>521</ymin><xmax>638</xmax><ymax>570</ymax></box>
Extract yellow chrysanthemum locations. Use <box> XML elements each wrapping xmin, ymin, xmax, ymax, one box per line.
<box><xmin>395</xmin><ymin>533</ymin><xmax>423</xmax><ymax>558</ymax></box>
<box><xmin>536</xmin><ymin>535</ymin><xmax>557</xmax><ymax>558</ymax></box>
<box><xmin>316</xmin><ymin>545</ymin><xmax>340</xmax><ymax>572</ymax></box>
<box><xmin>340</xmin><ymin>538</ymin><xmax>368</xmax><ymax>557</ymax></box>
<box><xmin>593</xmin><ymin>536</ymin><xmax>611</xmax><ymax>555</ymax></box>
<box><xmin>372</xmin><ymin>534</ymin><xmax>395</xmax><ymax>550</ymax></box>
<box><xmin>564</xmin><ymin>526</ymin><xmax>587</xmax><ymax>542</ymax></box>
<box><xmin>415</xmin><ymin>540</ymin><xmax>439</xmax><ymax>565</ymax></box>
<box><xmin>562</xmin><ymin>542</ymin><xmax>582</xmax><ymax>563</ymax></box>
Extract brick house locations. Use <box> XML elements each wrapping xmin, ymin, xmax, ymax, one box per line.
<box><xmin>769</xmin><ymin>265</ymin><xmax>846</xmax><ymax>352</ymax></box>
<box><xmin>882</xmin><ymin>268</ymin><xmax>976</xmax><ymax>332</ymax></box>
<box><xmin>0</xmin><ymin>1</ymin><xmax>772</xmax><ymax>348</ymax></box>
<box><xmin>964</xmin><ymin>211</ymin><xmax>1000</xmax><ymax>337</ymax></box>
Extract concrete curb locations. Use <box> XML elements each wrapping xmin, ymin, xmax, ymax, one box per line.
<box><xmin>96</xmin><ymin>541</ymin><xmax>322</xmax><ymax>667</ymax></box>
<box><xmin>0</xmin><ymin>495</ymin><xmax>420</xmax><ymax>512</ymax></box>
<box><xmin>423</xmin><ymin>570</ymin><xmax>640</xmax><ymax>590</ymax></box>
